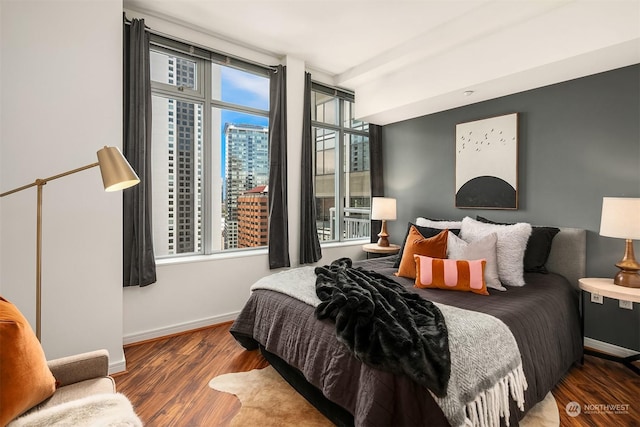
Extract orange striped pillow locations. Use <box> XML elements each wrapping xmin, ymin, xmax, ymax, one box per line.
<box><xmin>414</xmin><ymin>255</ymin><xmax>489</xmax><ymax>295</ymax></box>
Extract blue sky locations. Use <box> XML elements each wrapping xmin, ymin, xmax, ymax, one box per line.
<box><xmin>221</xmin><ymin>66</ymin><xmax>270</xmax><ymax>111</ymax></box>
<box><xmin>219</xmin><ymin>67</ymin><xmax>269</xmax><ymax>174</ymax></box>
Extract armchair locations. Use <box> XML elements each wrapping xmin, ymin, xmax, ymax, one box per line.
<box><xmin>1</xmin><ymin>296</ymin><xmax>140</xmax><ymax>426</ymax></box>
<box><xmin>35</xmin><ymin>350</ymin><xmax>116</xmax><ymax>411</ymax></box>
<box><xmin>6</xmin><ymin>350</ymin><xmax>142</xmax><ymax>427</ymax></box>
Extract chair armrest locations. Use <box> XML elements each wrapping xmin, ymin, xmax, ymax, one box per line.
<box><xmin>47</xmin><ymin>349</ymin><xmax>110</xmax><ymax>387</ymax></box>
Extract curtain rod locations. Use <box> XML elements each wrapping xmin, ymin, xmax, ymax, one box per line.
<box><xmin>123</xmin><ymin>13</ymin><xmax>278</xmax><ymax>73</ymax></box>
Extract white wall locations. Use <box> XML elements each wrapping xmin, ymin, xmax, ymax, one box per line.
<box><xmin>123</xmin><ymin>243</ymin><xmax>365</xmax><ymax>344</ymax></box>
<box><xmin>0</xmin><ymin>3</ymin><xmax>366</xmax><ymax>373</ymax></box>
<box><xmin>121</xmin><ymin>10</ymin><xmax>367</xmax><ymax>345</ymax></box>
<box><xmin>0</xmin><ymin>0</ymin><xmax>126</xmax><ymax>371</ymax></box>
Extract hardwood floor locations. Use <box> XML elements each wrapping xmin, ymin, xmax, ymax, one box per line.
<box><xmin>114</xmin><ymin>323</ymin><xmax>640</xmax><ymax>426</ymax></box>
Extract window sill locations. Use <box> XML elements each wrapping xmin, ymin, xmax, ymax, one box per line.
<box><xmin>156</xmin><ymin>247</ymin><xmax>269</xmax><ymax>266</ymax></box>
<box><xmin>320</xmin><ymin>238</ymin><xmax>369</xmax><ymax>249</ymax></box>
<box><xmin>155</xmin><ymin>239</ymin><xmax>370</xmax><ymax>267</ymax></box>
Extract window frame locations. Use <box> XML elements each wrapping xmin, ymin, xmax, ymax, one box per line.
<box><xmin>311</xmin><ymin>82</ymin><xmax>370</xmax><ymax>244</ymax></box>
<box><xmin>149</xmin><ymin>34</ymin><xmax>271</xmax><ymax>260</ymax></box>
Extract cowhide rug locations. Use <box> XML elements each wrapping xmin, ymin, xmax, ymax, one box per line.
<box><xmin>209</xmin><ymin>366</ymin><xmax>559</xmax><ymax>427</ymax></box>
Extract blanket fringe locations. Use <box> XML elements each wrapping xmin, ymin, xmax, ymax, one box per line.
<box><xmin>464</xmin><ymin>364</ymin><xmax>528</xmax><ymax>427</ymax></box>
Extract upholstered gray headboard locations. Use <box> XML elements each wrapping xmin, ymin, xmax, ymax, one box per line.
<box><xmin>545</xmin><ymin>227</ymin><xmax>586</xmax><ymax>288</ymax></box>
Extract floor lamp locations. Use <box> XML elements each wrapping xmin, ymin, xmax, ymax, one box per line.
<box><xmin>0</xmin><ymin>146</ymin><xmax>140</xmax><ymax>341</ymax></box>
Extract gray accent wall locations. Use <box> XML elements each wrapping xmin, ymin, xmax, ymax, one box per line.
<box><xmin>382</xmin><ymin>64</ymin><xmax>640</xmax><ymax>350</ymax></box>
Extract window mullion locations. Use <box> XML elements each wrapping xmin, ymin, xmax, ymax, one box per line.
<box><xmin>335</xmin><ymin>100</ymin><xmax>344</xmax><ymax>241</ymax></box>
<box><xmin>212</xmin><ymin>100</ymin><xmax>269</xmax><ymax>118</ymax></box>
<box><xmin>151</xmin><ymin>88</ymin><xmax>204</xmax><ymax>104</ymax></box>
<box><xmin>202</xmin><ymin>60</ymin><xmax>213</xmax><ymax>255</ymax></box>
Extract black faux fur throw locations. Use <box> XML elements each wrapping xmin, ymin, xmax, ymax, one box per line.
<box><xmin>314</xmin><ymin>258</ymin><xmax>451</xmax><ymax>397</ymax></box>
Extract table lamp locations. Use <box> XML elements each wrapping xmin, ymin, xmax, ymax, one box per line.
<box><xmin>0</xmin><ymin>146</ymin><xmax>140</xmax><ymax>340</ymax></box>
<box><xmin>371</xmin><ymin>197</ymin><xmax>397</xmax><ymax>247</ymax></box>
<box><xmin>599</xmin><ymin>197</ymin><xmax>640</xmax><ymax>288</ymax></box>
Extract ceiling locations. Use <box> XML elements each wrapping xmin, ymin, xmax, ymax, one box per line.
<box><xmin>125</xmin><ymin>0</ymin><xmax>640</xmax><ymax>125</ymax></box>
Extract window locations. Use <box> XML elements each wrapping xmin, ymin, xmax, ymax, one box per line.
<box><xmin>150</xmin><ymin>36</ymin><xmax>270</xmax><ymax>258</ymax></box>
<box><xmin>311</xmin><ymin>84</ymin><xmax>370</xmax><ymax>242</ymax></box>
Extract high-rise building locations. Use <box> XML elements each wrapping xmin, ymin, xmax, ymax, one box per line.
<box><xmin>224</xmin><ymin>123</ymin><xmax>269</xmax><ymax>249</ymax></box>
<box><xmin>150</xmin><ymin>53</ymin><xmax>203</xmax><ymax>256</ymax></box>
<box><xmin>173</xmin><ymin>59</ymin><xmax>200</xmax><ymax>254</ymax></box>
<box><xmin>237</xmin><ymin>185</ymin><xmax>269</xmax><ymax>248</ymax></box>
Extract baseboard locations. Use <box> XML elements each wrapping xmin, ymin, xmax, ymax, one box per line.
<box><xmin>122</xmin><ymin>311</ymin><xmax>240</xmax><ymax>345</ymax></box>
<box><xmin>117</xmin><ymin>325</ymin><xmax>636</xmax><ymax>372</ymax></box>
<box><xmin>584</xmin><ymin>337</ymin><xmax>639</xmax><ymax>357</ymax></box>
<box><xmin>109</xmin><ymin>357</ymin><xmax>127</xmax><ymax>375</ymax></box>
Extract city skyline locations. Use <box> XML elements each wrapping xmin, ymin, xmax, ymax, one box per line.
<box><xmin>223</xmin><ymin>123</ymin><xmax>269</xmax><ymax>249</ymax></box>
<box><xmin>219</xmin><ymin>66</ymin><xmax>269</xmax><ymax>178</ymax></box>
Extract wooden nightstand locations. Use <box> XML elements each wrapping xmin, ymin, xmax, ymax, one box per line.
<box><xmin>578</xmin><ymin>277</ymin><xmax>640</xmax><ymax>375</ymax></box>
<box><xmin>362</xmin><ymin>243</ymin><xmax>400</xmax><ymax>259</ymax></box>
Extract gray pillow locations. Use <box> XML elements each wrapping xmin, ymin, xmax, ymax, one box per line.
<box><xmin>460</xmin><ymin>217</ymin><xmax>532</xmax><ymax>287</ymax></box>
<box><xmin>447</xmin><ymin>232</ymin><xmax>505</xmax><ymax>291</ymax></box>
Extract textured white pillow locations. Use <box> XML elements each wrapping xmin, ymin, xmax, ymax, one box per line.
<box><xmin>460</xmin><ymin>217</ymin><xmax>532</xmax><ymax>287</ymax></box>
<box><xmin>416</xmin><ymin>217</ymin><xmax>462</xmax><ymax>230</ymax></box>
<box><xmin>447</xmin><ymin>232</ymin><xmax>505</xmax><ymax>291</ymax></box>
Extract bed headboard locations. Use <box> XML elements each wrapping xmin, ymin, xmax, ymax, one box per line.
<box><xmin>545</xmin><ymin>227</ymin><xmax>586</xmax><ymax>288</ymax></box>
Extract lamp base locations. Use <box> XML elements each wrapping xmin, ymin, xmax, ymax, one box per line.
<box><xmin>613</xmin><ymin>239</ymin><xmax>640</xmax><ymax>287</ymax></box>
<box><xmin>613</xmin><ymin>270</ymin><xmax>640</xmax><ymax>288</ymax></box>
<box><xmin>377</xmin><ymin>236</ymin><xmax>390</xmax><ymax>247</ymax></box>
<box><xmin>377</xmin><ymin>220</ymin><xmax>390</xmax><ymax>247</ymax></box>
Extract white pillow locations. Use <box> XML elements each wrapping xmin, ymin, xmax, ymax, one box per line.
<box><xmin>416</xmin><ymin>217</ymin><xmax>462</xmax><ymax>230</ymax></box>
<box><xmin>447</xmin><ymin>232</ymin><xmax>505</xmax><ymax>291</ymax></box>
<box><xmin>460</xmin><ymin>217</ymin><xmax>532</xmax><ymax>287</ymax></box>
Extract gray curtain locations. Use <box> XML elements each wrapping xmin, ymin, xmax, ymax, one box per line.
<box><xmin>299</xmin><ymin>73</ymin><xmax>322</xmax><ymax>264</ymax></box>
<box><xmin>369</xmin><ymin>124</ymin><xmax>385</xmax><ymax>243</ymax></box>
<box><xmin>268</xmin><ymin>65</ymin><xmax>290</xmax><ymax>269</ymax></box>
<box><xmin>123</xmin><ymin>17</ymin><xmax>156</xmax><ymax>287</ymax></box>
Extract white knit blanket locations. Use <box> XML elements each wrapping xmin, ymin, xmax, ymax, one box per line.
<box><xmin>8</xmin><ymin>393</ymin><xmax>142</xmax><ymax>427</ymax></box>
<box><xmin>251</xmin><ymin>268</ymin><xmax>528</xmax><ymax>427</ymax></box>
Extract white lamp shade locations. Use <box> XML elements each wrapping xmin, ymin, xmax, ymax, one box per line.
<box><xmin>371</xmin><ymin>197</ymin><xmax>397</xmax><ymax>221</ymax></box>
<box><xmin>599</xmin><ymin>197</ymin><xmax>640</xmax><ymax>239</ymax></box>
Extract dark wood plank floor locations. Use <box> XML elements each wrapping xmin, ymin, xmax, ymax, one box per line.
<box><xmin>114</xmin><ymin>322</ymin><xmax>640</xmax><ymax>426</ymax></box>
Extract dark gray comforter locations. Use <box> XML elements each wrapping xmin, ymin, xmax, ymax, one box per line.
<box><xmin>315</xmin><ymin>258</ymin><xmax>450</xmax><ymax>397</ymax></box>
<box><xmin>230</xmin><ymin>256</ymin><xmax>583</xmax><ymax>426</ymax></box>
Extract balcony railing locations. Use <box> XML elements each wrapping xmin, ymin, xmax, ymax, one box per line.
<box><xmin>320</xmin><ymin>207</ymin><xmax>370</xmax><ymax>241</ymax></box>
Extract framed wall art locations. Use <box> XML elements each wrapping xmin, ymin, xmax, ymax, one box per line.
<box><xmin>455</xmin><ymin>113</ymin><xmax>518</xmax><ymax>209</ymax></box>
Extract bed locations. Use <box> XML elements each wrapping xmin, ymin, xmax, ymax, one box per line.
<box><xmin>230</xmin><ymin>221</ymin><xmax>585</xmax><ymax>427</ymax></box>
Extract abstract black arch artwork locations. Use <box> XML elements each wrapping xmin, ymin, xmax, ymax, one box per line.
<box><xmin>455</xmin><ymin>113</ymin><xmax>518</xmax><ymax>209</ymax></box>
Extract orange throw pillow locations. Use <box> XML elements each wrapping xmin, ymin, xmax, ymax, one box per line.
<box><xmin>0</xmin><ymin>296</ymin><xmax>56</xmax><ymax>425</ymax></box>
<box><xmin>414</xmin><ymin>255</ymin><xmax>489</xmax><ymax>296</ymax></box>
<box><xmin>395</xmin><ymin>226</ymin><xmax>448</xmax><ymax>279</ymax></box>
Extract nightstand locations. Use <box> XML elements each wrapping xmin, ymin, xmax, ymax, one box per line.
<box><xmin>362</xmin><ymin>243</ymin><xmax>400</xmax><ymax>259</ymax></box>
<box><xmin>578</xmin><ymin>277</ymin><xmax>640</xmax><ymax>375</ymax></box>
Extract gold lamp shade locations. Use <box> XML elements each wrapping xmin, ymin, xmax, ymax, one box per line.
<box><xmin>97</xmin><ymin>146</ymin><xmax>140</xmax><ymax>191</ymax></box>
